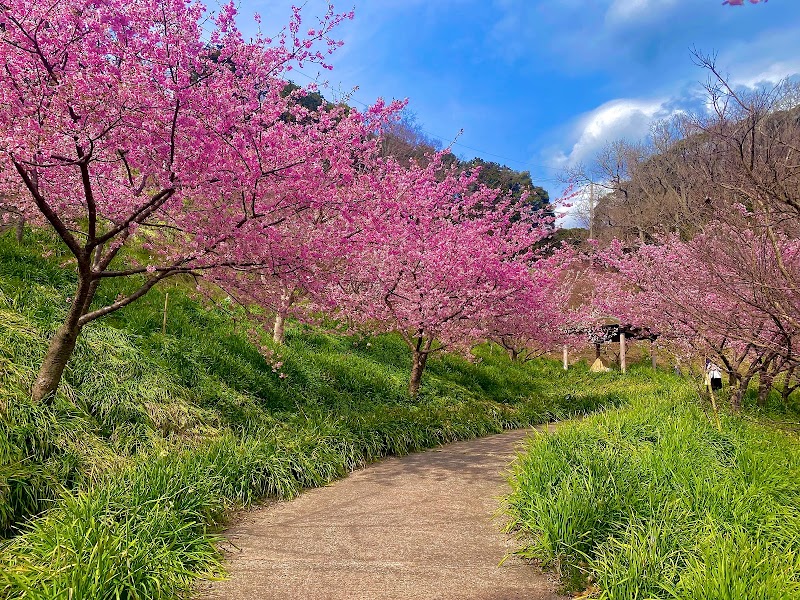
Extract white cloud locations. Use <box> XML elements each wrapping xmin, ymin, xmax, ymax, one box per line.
<box><xmin>731</xmin><ymin>60</ymin><xmax>800</xmax><ymax>89</ymax></box>
<box><xmin>554</xmin><ymin>98</ymin><xmax>668</xmax><ymax>168</ymax></box>
<box><xmin>546</xmin><ymin>97</ymin><xmax>681</xmax><ymax>228</ymax></box>
<box><xmin>605</xmin><ymin>0</ymin><xmax>678</xmax><ymax>23</ymax></box>
<box><xmin>547</xmin><ymin>41</ymin><xmax>800</xmax><ymax>228</ymax></box>
<box><xmin>712</xmin><ymin>26</ymin><xmax>800</xmax><ymax>89</ymax></box>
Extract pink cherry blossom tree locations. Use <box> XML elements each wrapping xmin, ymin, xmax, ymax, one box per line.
<box><xmin>208</xmin><ymin>191</ymin><xmax>358</xmax><ymax>345</ymax></box>
<box><xmin>211</xmin><ymin>207</ymin><xmax>342</xmax><ymax>344</ymax></box>
<box><xmin>333</xmin><ymin>155</ymin><xmax>552</xmax><ymax>396</ymax></box>
<box><xmin>484</xmin><ymin>246</ymin><xmax>584</xmax><ymax>362</ymax></box>
<box><xmin>205</xmin><ymin>96</ymin><xmax>403</xmax><ymax>344</ymax></box>
<box><xmin>0</xmin><ymin>0</ymin><xmax>382</xmax><ymax>401</ymax></box>
<box><xmin>593</xmin><ymin>226</ymin><xmax>800</xmax><ymax>409</ymax></box>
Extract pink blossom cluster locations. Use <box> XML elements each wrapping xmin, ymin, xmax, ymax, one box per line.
<box><xmin>0</xmin><ymin>0</ymin><xmax>577</xmax><ymax>399</ymax></box>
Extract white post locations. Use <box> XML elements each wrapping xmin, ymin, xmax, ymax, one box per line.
<box><xmin>620</xmin><ymin>332</ymin><xmax>627</xmax><ymax>374</ymax></box>
<box><xmin>651</xmin><ymin>341</ymin><xmax>657</xmax><ymax>370</ymax></box>
<box><xmin>563</xmin><ymin>345</ymin><xmax>568</xmax><ymax>371</ymax></box>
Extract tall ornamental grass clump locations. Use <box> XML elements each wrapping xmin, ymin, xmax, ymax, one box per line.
<box><xmin>506</xmin><ymin>384</ymin><xmax>800</xmax><ymax>599</ymax></box>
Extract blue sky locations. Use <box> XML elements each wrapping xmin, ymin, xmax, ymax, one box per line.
<box><xmin>238</xmin><ymin>0</ymin><xmax>800</xmax><ymax>201</ymax></box>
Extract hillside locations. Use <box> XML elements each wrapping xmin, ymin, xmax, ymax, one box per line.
<box><xmin>0</xmin><ymin>229</ymin><xmax>626</xmax><ymax>597</ymax></box>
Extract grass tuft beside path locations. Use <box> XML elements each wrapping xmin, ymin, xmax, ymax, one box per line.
<box><xmin>506</xmin><ymin>374</ymin><xmax>800</xmax><ymax>599</ymax></box>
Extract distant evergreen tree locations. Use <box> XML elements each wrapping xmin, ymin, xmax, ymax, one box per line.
<box><xmin>462</xmin><ymin>157</ymin><xmax>551</xmax><ymax>215</ymax></box>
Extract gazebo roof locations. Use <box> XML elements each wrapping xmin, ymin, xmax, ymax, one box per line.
<box><xmin>592</xmin><ymin>323</ymin><xmax>657</xmax><ymax>343</ymax></box>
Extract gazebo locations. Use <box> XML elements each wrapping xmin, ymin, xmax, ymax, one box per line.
<box><xmin>564</xmin><ymin>321</ymin><xmax>658</xmax><ymax>373</ymax></box>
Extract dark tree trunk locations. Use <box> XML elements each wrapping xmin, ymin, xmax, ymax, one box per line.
<box><xmin>31</xmin><ymin>274</ymin><xmax>95</xmax><ymax>403</ymax></box>
<box><xmin>782</xmin><ymin>381</ymin><xmax>793</xmax><ymax>406</ymax></box>
<box><xmin>31</xmin><ymin>321</ymin><xmax>82</xmax><ymax>403</ymax></box>
<box><xmin>507</xmin><ymin>347</ymin><xmax>518</xmax><ymax>362</ymax></box>
<box><xmin>729</xmin><ymin>385</ymin><xmax>744</xmax><ymax>411</ymax></box>
<box><xmin>15</xmin><ymin>215</ymin><xmax>24</xmax><ymax>243</ymax></box>
<box><xmin>729</xmin><ymin>372</ymin><xmax>753</xmax><ymax>412</ymax></box>
<box><xmin>408</xmin><ymin>349</ymin><xmax>429</xmax><ymax>397</ymax></box>
<box><xmin>757</xmin><ymin>371</ymin><xmax>774</xmax><ymax>408</ymax></box>
<box><xmin>728</xmin><ymin>371</ymin><xmax>740</xmax><ymax>388</ymax></box>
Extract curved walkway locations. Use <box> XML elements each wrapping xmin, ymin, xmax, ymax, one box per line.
<box><xmin>201</xmin><ymin>428</ymin><xmax>562</xmax><ymax>600</ymax></box>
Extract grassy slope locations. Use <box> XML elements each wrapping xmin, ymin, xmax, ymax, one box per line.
<box><xmin>0</xmin><ymin>231</ymin><xmax>629</xmax><ymax>599</ymax></box>
<box><xmin>506</xmin><ymin>374</ymin><xmax>800</xmax><ymax>599</ymax></box>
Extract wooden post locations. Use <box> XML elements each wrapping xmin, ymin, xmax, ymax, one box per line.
<box><xmin>162</xmin><ymin>292</ymin><xmax>169</xmax><ymax>335</ymax></box>
<box><xmin>620</xmin><ymin>332</ymin><xmax>627</xmax><ymax>374</ymax></box>
<box><xmin>562</xmin><ymin>345</ymin><xmax>568</xmax><ymax>371</ymax></box>
<box><xmin>651</xmin><ymin>341</ymin><xmax>657</xmax><ymax>370</ymax></box>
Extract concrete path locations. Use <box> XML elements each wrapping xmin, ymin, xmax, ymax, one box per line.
<box><xmin>201</xmin><ymin>428</ymin><xmax>562</xmax><ymax>600</ymax></box>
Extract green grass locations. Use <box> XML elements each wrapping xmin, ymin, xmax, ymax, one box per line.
<box><xmin>0</xmin><ymin>230</ymin><xmax>627</xmax><ymax>598</ymax></box>
<box><xmin>506</xmin><ymin>373</ymin><xmax>800</xmax><ymax>599</ymax></box>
